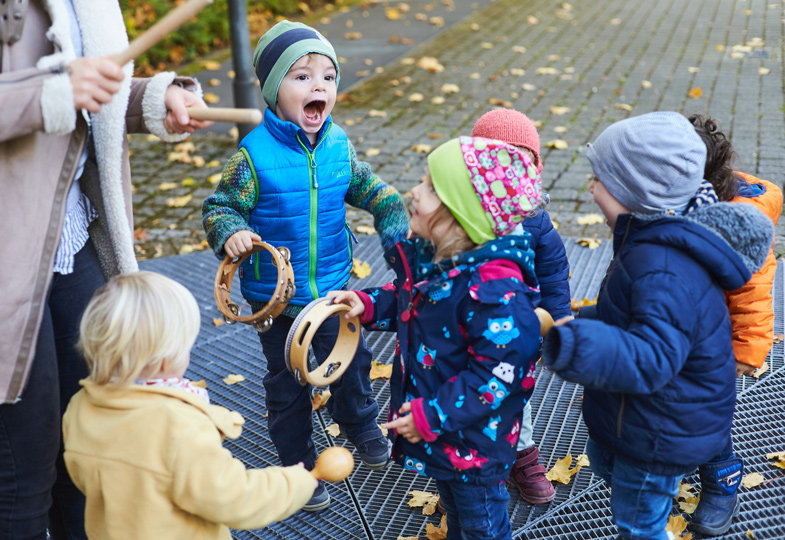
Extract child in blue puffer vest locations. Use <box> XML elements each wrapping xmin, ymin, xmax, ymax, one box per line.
<box><xmin>473</xmin><ymin>108</ymin><xmax>571</xmax><ymax>505</ymax></box>
<box><xmin>330</xmin><ymin>137</ymin><xmax>546</xmax><ymax>540</ymax></box>
<box><xmin>202</xmin><ymin>20</ymin><xmax>408</xmax><ymax>512</ymax></box>
<box><xmin>541</xmin><ymin>112</ymin><xmax>773</xmax><ymax>540</ymax></box>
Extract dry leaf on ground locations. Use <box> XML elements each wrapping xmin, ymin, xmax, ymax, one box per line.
<box><xmin>412</xmin><ymin>144</ymin><xmax>432</xmax><ymax>153</ymax></box>
<box><xmin>577</xmin><ymin>237</ymin><xmax>602</xmax><ymax>249</ymax></box>
<box><xmin>158</xmin><ymin>181</ymin><xmax>178</xmax><ymax>191</ymax></box>
<box><xmin>665</xmin><ymin>515</ymin><xmax>692</xmax><ymax>539</ymax></box>
<box><xmin>212</xmin><ymin>318</ymin><xmax>225</xmax><ymax>327</ymax></box>
<box><xmin>752</xmin><ymin>361</ymin><xmax>769</xmax><ymax>378</ymax></box>
<box><xmin>370</xmin><ymin>361</ymin><xmax>393</xmax><ymax>380</ymax></box>
<box><xmin>203</xmin><ymin>60</ymin><xmax>221</xmax><ymax>70</ymax></box>
<box><xmin>577</xmin><ymin>213</ymin><xmax>605</xmax><ymax>225</ymax></box>
<box><xmin>424</xmin><ymin>515</ymin><xmax>448</xmax><ymax>540</ymax></box>
<box><xmin>545</xmin><ymin>139</ymin><xmax>568</xmax><ymax>150</ymax></box>
<box><xmin>688</xmin><ymin>87</ymin><xmax>703</xmax><ymax>99</ymax></box>
<box><xmin>325</xmin><ymin>423</ymin><xmax>342</xmax><ymax>437</ymax></box>
<box><xmin>368</xmin><ymin>109</ymin><xmax>387</xmax><ymax>118</ymax></box>
<box><xmin>312</xmin><ymin>390</ymin><xmax>332</xmax><ymax>410</ymax></box>
<box><xmin>166</xmin><ymin>195</ymin><xmax>192</xmax><ymax>208</ymax></box>
<box><xmin>407</xmin><ymin>490</ymin><xmax>440</xmax><ymax>515</ymax></box>
<box><xmin>409</xmin><ymin>93</ymin><xmax>425</xmax><ymax>102</ymax></box>
<box><xmin>355</xmin><ymin>225</ymin><xmax>376</xmax><ymax>235</ymax></box>
<box><xmin>203</xmin><ymin>92</ymin><xmax>220</xmax><ymax>104</ymax></box>
<box><xmin>570</xmin><ymin>297</ymin><xmax>598</xmax><ymax>311</ymax></box>
<box><xmin>345</xmin><ymin>32</ymin><xmax>363</xmax><ymax>40</ymax></box>
<box><xmin>223</xmin><ymin>373</ymin><xmax>245</xmax><ymax>385</ymax></box>
<box><xmin>546</xmin><ymin>454</ymin><xmax>584</xmax><ymax>484</ymax></box>
<box><xmin>207</xmin><ymin>173</ymin><xmax>221</xmax><ymax>185</ymax></box>
<box><xmin>741</xmin><ymin>472</ymin><xmax>765</xmax><ymax>489</ymax></box>
<box><xmin>535</xmin><ymin>67</ymin><xmax>560</xmax><ymax>75</ymax></box>
<box><xmin>441</xmin><ymin>83</ymin><xmax>460</xmax><ymax>94</ymax></box>
<box><xmin>191</xmin><ymin>379</ymin><xmax>207</xmax><ymax>388</ymax></box>
<box><xmin>615</xmin><ymin>103</ymin><xmax>633</xmax><ymax>112</ymax></box>
<box><xmin>550</xmin><ymin>106</ymin><xmax>570</xmax><ymax>115</ymax></box>
<box><xmin>351</xmin><ymin>258</ymin><xmax>372</xmax><ymax>279</ymax></box>
<box><xmin>416</xmin><ymin>57</ymin><xmax>444</xmax><ymax>73</ymax></box>
<box><xmin>766</xmin><ymin>450</ymin><xmax>785</xmax><ymax>469</ymax></box>
<box><xmin>773</xmin><ymin>334</ymin><xmax>783</xmax><ymax>343</ymax></box>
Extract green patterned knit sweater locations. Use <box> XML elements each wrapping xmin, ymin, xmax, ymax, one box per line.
<box><xmin>202</xmin><ymin>139</ymin><xmax>409</xmax><ymax>318</ymax></box>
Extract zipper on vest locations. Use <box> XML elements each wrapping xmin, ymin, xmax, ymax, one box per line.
<box><xmin>296</xmin><ymin>130</ymin><xmax>330</xmax><ymax>299</ymax></box>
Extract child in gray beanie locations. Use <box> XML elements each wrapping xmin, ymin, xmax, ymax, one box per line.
<box><xmin>541</xmin><ymin>111</ymin><xmax>773</xmax><ymax>540</ymax></box>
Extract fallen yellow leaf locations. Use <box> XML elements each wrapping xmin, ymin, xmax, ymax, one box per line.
<box><xmin>545</xmin><ymin>139</ymin><xmax>568</xmax><ymax>150</ymax></box>
<box><xmin>415</xmin><ymin>57</ymin><xmax>444</xmax><ymax>74</ymax></box>
<box><xmin>365</xmin><ymin>148</ymin><xmax>381</xmax><ymax>157</ymax></box>
<box><xmin>379</xmin><ymin>424</ymin><xmax>388</xmax><ymax>437</ymax></box>
<box><xmin>570</xmin><ymin>297</ymin><xmax>598</xmax><ymax>311</ymax></box>
<box><xmin>577</xmin><ymin>213</ymin><xmax>605</xmax><ymax>225</ymax></box>
<box><xmin>351</xmin><ymin>258</ymin><xmax>372</xmax><ymax>279</ymax></box>
<box><xmin>536</xmin><ymin>67</ymin><xmax>560</xmax><ymax>75</ymax></box>
<box><xmin>207</xmin><ymin>173</ymin><xmax>221</xmax><ymax>185</ymax></box>
<box><xmin>752</xmin><ymin>361</ymin><xmax>769</xmax><ymax>378</ymax></box>
<box><xmin>325</xmin><ymin>423</ymin><xmax>342</xmax><ymax>438</ymax></box>
<box><xmin>687</xmin><ymin>66</ymin><xmax>700</xmax><ymax>74</ymax></box>
<box><xmin>203</xmin><ymin>92</ymin><xmax>220</xmax><ymax>104</ymax></box>
<box><xmin>412</xmin><ymin>144</ymin><xmax>432</xmax><ymax>153</ymax></box>
<box><xmin>441</xmin><ymin>83</ymin><xmax>460</xmax><ymax>94</ymax></box>
<box><xmin>546</xmin><ymin>454</ymin><xmax>583</xmax><ymax>484</ymax></box>
<box><xmin>687</xmin><ymin>87</ymin><xmax>703</xmax><ymax>99</ymax></box>
<box><xmin>741</xmin><ymin>472</ymin><xmax>765</xmax><ymax>489</ymax></box>
<box><xmin>206</xmin><ymin>160</ymin><xmax>221</xmax><ymax>168</ymax></box>
<box><xmin>191</xmin><ymin>379</ymin><xmax>207</xmax><ymax>388</ymax></box>
<box><xmin>370</xmin><ymin>361</ymin><xmax>393</xmax><ymax>380</ymax></box>
<box><xmin>368</xmin><ymin>109</ymin><xmax>387</xmax><ymax>118</ymax></box>
<box><xmin>212</xmin><ymin>318</ymin><xmax>225</xmax><ymax>327</ymax></box>
<box><xmin>526</xmin><ymin>15</ymin><xmax>538</xmax><ymax>24</ymax></box>
<box><xmin>166</xmin><ymin>194</ymin><xmax>193</xmax><ymax>208</ymax></box>
<box><xmin>424</xmin><ymin>515</ymin><xmax>448</xmax><ymax>540</ymax></box>
<box><xmin>615</xmin><ymin>103</ymin><xmax>633</xmax><ymax>112</ymax></box>
<box><xmin>223</xmin><ymin>373</ymin><xmax>245</xmax><ymax>385</ymax></box>
<box><xmin>550</xmin><ymin>106</ymin><xmax>570</xmax><ymax>115</ymax></box>
<box><xmin>407</xmin><ymin>490</ymin><xmax>440</xmax><ymax>515</ymax></box>
<box><xmin>312</xmin><ymin>390</ymin><xmax>331</xmax><ymax>410</ymax></box>
<box><xmin>577</xmin><ymin>237</ymin><xmax>602</xmax><ymax>249</ymax></box>
<box><xmin>746</xmin><ymin>530</ymin><xmax>757</xmax><ymax>539</ymax></box>
<box><xmin>345</xmin><ymin>32</ymin><xmax>363</xmax><ymax>40</ymax></box>
<box><xmin>181</xmin><ymin>177</ymin><xmax>196</xmax><ymax>187</ymax></box>
<box><xmin>385</xmin><ymin>7</ymin><xmax>401</xmax><ymax>19</ymax></box>
<box><xmin>666</xmin><ymin>515</ymin><xmax>688</xmax><ymax>536</ymax></box>
<box><xmin>191</xmin><ymin>156</ymin><xmax>205</xmax><ymax>167</ymax></box>
<box><xmin>207</xmin><ymin>78</ymin><xmax>221</xmax><ymax>87</ymax></box>
<box><xmin>158</xmin><ymin>181</ymin><xmax>178</xmax><ymax>191</ymax></box>
<box><xmin>758</xmin><ymin>67</ymin><xmax>770</xmax><ymax>75</ymax></box>
<box><xmin>409</xmin><ymin>93</ymin><xmax>425</xmax><ymax>102</ymax></box>
<box><xmin>355</xmin><ymin>225</ymin><xmax>376</xmax><ymax>235</ymax></box>
<box><xmin>641</xmin><ymin>80</ymin><xmax>652</xmax><ymax>88</ymax></box>
<box><xmin>773</xmin><ymin>334</ymin><xmax>784</xmax><ymax>343</ymax></box>
<box><xmin>429</xmin><ymin>16</ymin><xmax>444</xmax><ymax>27</ymax></box>
<box><xmin>203</xmin><ymin>60</ymin><xmax>221</xmax><ymax>70</ymax></box>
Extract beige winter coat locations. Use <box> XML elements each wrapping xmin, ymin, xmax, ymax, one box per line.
<box><xmin>0</xmin><ymin>0</ymin><xmax>196</xmax><ymax>403</ymax></box>
<box><xmin>63</xmin><ymin>382</ymin><xmax>316</xmax><ymax>539</ymax></box>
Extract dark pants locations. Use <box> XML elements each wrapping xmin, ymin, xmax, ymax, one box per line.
<box><xmin>436</xmin><ymin>479</ymin><xmax>512</xmax><ymax>540</ymax></box>
<box><xmin>0</xmin><ymin>242</ymin><xmax>103</xmax><ymax>540</ymax></box>
<box><xmin>258</xmin><ymin>314</ymin><xmax>378</xmax><ymax>470</ymax></box>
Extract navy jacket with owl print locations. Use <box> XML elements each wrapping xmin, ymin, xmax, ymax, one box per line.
<box><xmin>354</xmin><ymin>235</ymin><xmax>542</xmax><ymax>485</ymax></box>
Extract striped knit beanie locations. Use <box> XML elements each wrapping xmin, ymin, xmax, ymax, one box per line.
<box><xmin>253</xmin><ymin>20</ymin><xmax>340</xmax><ymax>110</ymax></box>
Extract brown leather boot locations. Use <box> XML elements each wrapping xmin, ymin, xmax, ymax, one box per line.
<box><xmin>508</xmin><ymin>446</ymin><xmax>555</xmax><ymax>504</ymax></box>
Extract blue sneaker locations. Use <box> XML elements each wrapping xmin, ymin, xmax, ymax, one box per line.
<box><xmin>303</xmin><ymin>481</ymin><xmax>330</xmax><ymax>512</ymax></box>
<box><xmin>350</xmin><ymin>429</ymin><xmax>392</xmax><ymax>470</ymax></box>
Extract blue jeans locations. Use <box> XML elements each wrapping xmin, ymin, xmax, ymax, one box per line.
<box><xmin>587</xmin><ymin>438</ymin><xmax>682</xmax><ymax>540</ymax></box>
<box><xmin>436</xmin><ymin>480</ymin><xmax>511</xmax><ymax>540</ymax></box>
<box><xmin>258</xmin><ymin>313</ymin><xmax>378</xmax><ymax>470</ymax></box>
<box><xmin>0</xmin><ymin>242</ymin><xmax>102</xmax><ymax>540</ymax></box>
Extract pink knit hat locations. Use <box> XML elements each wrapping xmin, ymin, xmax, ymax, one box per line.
<box><xmin>472</xmin><ymin>109</ymin><xmax>542</xmax><ymax>173</ymax></box>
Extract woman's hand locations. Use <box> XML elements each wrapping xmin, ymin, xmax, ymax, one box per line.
<box><xmin>68</xmin><ymin>57</ymin><xmax>125</xmax><ymax>113</ymax></box>
<box><xmin>164</xmin><ymin>85</ymin><xmax>213</xmax><ymax>134</ymax></box>
<box><xmin>381</xmin><ymin>402</ymin><xmax>422</xmax><ymax>443</ymax></box>
<box><xmin>326</xmin><ymin>290</ymin><xmax>365</xmax><ymax>319</ymax></box>
<box><xmin>224</xmin><ymin>230</ymin><xmax>261</xmax><ymax>259</ymax></box>
<box><xmin>735</xmin><ymin>361</ymin><xmax>756</xmax><ymax>377</ymax></box>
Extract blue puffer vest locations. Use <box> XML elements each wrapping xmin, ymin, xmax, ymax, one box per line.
<box><xmin>238</xmin><ymin>109</ymin><xmax>353</xmax><ymax>306</ymax></box>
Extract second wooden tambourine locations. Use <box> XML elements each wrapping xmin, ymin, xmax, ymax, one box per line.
<box><xmin>284</xmin><ymin>297</ymin><xmax>361</xmax><ymax>386</ymax></box>
<box><xmin>214</xmin><ymin>241</ymin><xmax>295</xmax><ymax>333</ymax></box>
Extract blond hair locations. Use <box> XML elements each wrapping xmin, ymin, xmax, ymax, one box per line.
<box><xmin>78</xmin><ymin>271</ymin><xmax>200</xmax><ymax>385</ymax></box>
<box><xmin>427</xmin><ymin>204</ymin><xmax>478</xmax><ymax>261</ymax></box>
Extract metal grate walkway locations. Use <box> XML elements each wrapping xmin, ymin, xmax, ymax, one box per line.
<box><xmin>140</xmin><ymin>237</ymin><xmax>785</xmax><ymax>540</ymax></box>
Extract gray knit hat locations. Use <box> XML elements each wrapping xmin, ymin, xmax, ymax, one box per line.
<box><xmin>253</xmin><ymin>20</ymin><xmax>340</xmax><ymax>110</ymax></box>
<box><xmin>586</xmin><ymin>112</ymin><xmax>707</xmax><ymax>214</ymax></box>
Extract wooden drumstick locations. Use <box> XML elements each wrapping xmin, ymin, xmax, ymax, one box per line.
<box><xmin>535</xmin><ymin>307</ymin><xmax>554</xmax><ymax>337</ymax></box>
<box><xmin>311</xmin><ymin>447</ymin><xmax>354</xmax><ymax>482</ymax></box>
<box><xmin>114</xmin><ymin>0</ymin><xmax>212</xmax><ymax>66</ymax></box>
<box><xmin>186</xmin><ymin>107</ymin><xmax>262</xmax><ymax>124</ymax></box>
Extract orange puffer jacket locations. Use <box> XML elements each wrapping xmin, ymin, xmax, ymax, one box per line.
<box><xmin>727</xmin><ymin>173</ymin><xmax>783</xmax><ymax>368</ymax></box>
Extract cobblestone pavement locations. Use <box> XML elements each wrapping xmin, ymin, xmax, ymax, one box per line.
<box><xmin>130</xmin><ymin>0</ymin><xmax>785</xmax><ymax>262</ymax></box>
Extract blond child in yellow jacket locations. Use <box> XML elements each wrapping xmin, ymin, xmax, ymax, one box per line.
<box><xmin>63</xmin><ymin>271</ymin><xmax>316</xmax><ymax>540</ymax></box>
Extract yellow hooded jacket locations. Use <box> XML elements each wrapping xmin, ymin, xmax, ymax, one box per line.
<box><xmin>63</xmin><ymin>381</ymin><xmax>315</xmax><ymax>540</ymax></box>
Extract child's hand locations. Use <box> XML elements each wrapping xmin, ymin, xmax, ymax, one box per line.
<box><xmin>735</xmin><ymin>361</ymin><xmax>757</xmax><ymax>377</ymax></box>
<box><xmin>224</xmin><ymin>230</ymin><xmax>261</xmax><ymax>259</ymax></box>
<box><xmin>381</xmin><ymin>402</ymin><xmax>422</xmax><ymax>443</ymax></box>
<box><xmin>326</xmin><ymin>290</ymin><xmax>365</xmax><ymax>319</ymax></box>
<box><xmin>554</xmin><ymin>315</ymin><xmax>574</xmax><ymax>326</ymax></box>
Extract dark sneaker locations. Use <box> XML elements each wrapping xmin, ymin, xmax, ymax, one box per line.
<box><xmin>350</xmin><ymin>429</ymin><xmax>392</xmax><ymax>470</ymax></box>
<box><xmin>303</xmin><ymin>481</ymin><xmax>330</xmax><ymax>512</ymax></box>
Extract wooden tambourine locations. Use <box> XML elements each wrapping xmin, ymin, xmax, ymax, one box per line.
<box><xmin>285</xmin><ymin>297</ymin><xmax>361</xmax><ymax>387</ymax></box>
<box><xmin>214</xmin><ymin>241</ymin><xmax>295</xmax><ymax>333</ymax></box>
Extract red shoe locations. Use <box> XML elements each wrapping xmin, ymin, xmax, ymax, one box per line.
<box><xmin>508</xmin><ymin>446</ymin><xmax>555</xmax><ymax>504</ymax></box>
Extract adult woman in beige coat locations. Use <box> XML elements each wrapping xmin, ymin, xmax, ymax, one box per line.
<box><xmin>0</xmin><ymin>1</ymin><xmax>210</xmax><ymax>538</ymax></box>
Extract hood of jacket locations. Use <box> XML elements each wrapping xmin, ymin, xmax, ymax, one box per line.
<box><xmin>614</xmin><ymin>201</ymin><xmax>773</xmax><ymax>292</ymax></box>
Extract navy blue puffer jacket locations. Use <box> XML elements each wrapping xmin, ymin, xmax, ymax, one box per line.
<box><xmin>542</xmin><ymin>203</ymin><xmax>773</xmax><ymax>475</ymax></box>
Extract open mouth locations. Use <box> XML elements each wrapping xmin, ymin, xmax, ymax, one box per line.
<box><xmin>303</xmin><ymin>100</ymin><xmax>326</xmax><ymax>125</ymax></box>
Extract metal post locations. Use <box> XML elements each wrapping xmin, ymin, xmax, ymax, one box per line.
<box><xmin>227</xmin><ymin>0</ymin><xmax>258</xmax><ymax>140</ymax></box>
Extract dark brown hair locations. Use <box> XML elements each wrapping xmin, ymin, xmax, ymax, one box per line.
<box><xmin>687</xmin><ymin>114</ymin><xmax>739</xmax><ymax>201</ymax></box>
